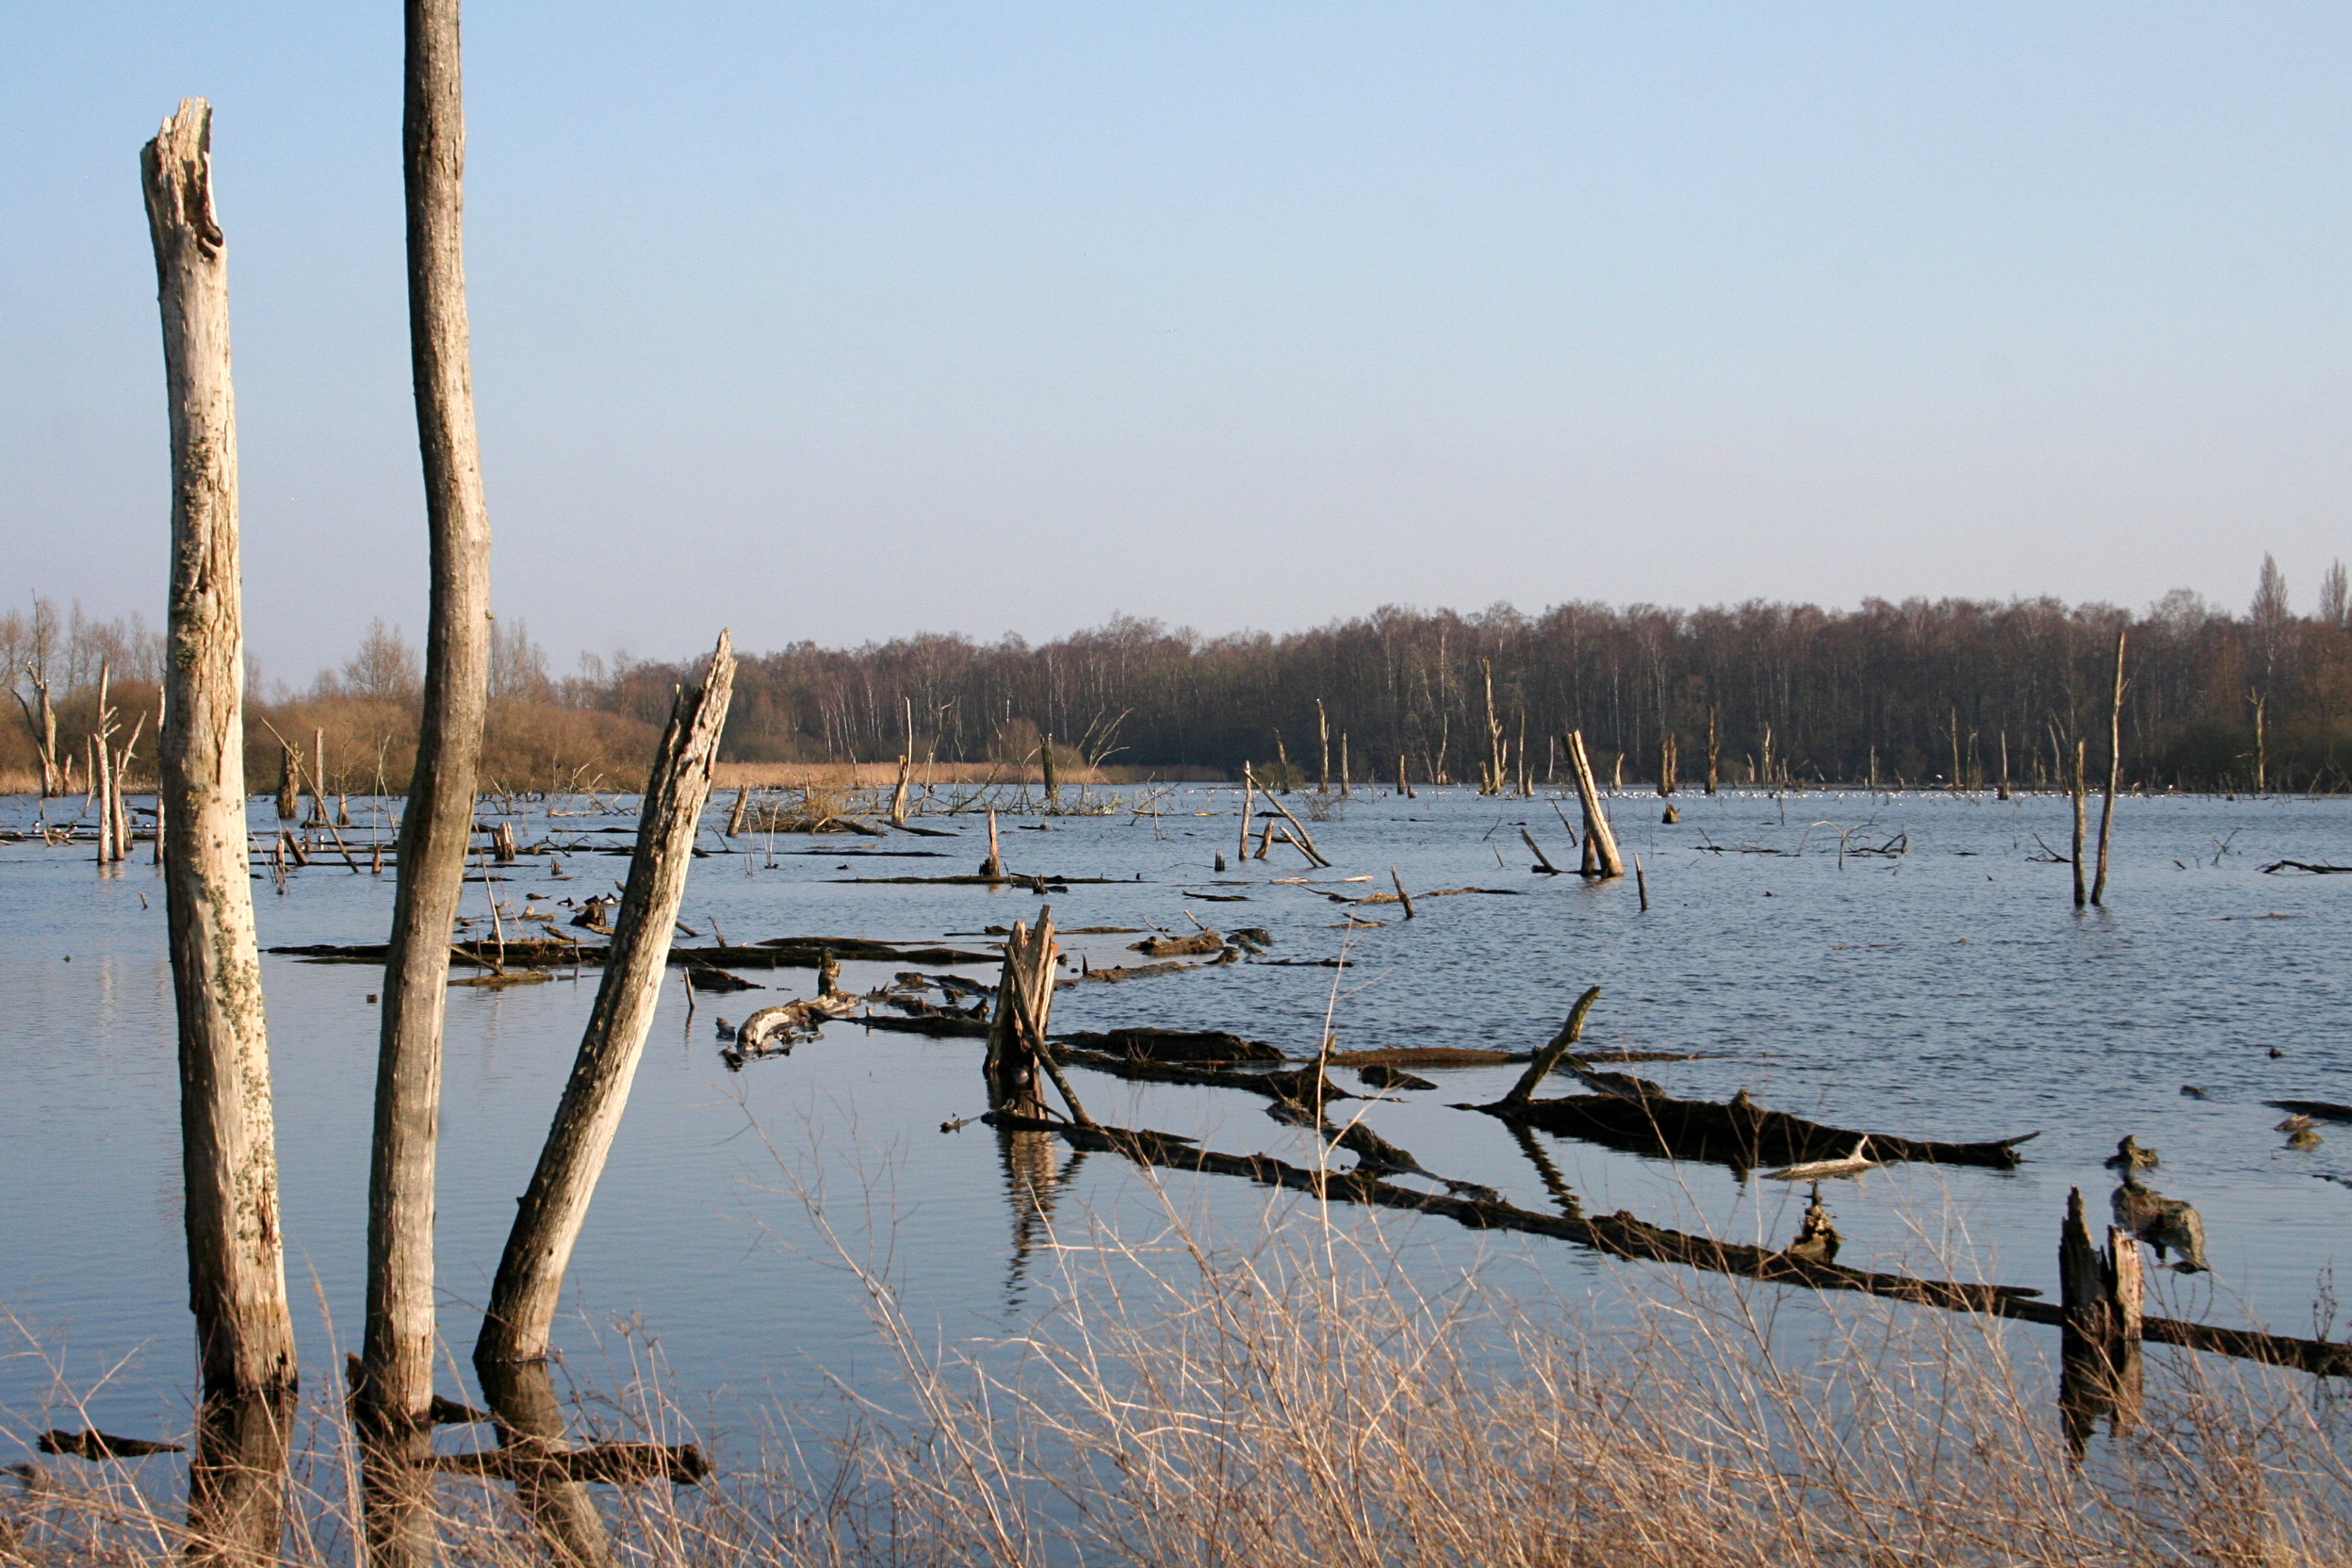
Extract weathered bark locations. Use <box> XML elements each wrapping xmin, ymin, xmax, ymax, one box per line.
<box><xmin>472</xmin><ymin>643</ymin><xmax>730</xmax><ymax>1566</ymax></box>
<box><xmin>985</xmin><ymin>912</ymin><xmax>1061</xmax><ymax>1119</ymax></box>
<box><xmin>1564</xmin><ymin>730</ymin><xmax>1623</xmax><ymax>878</ymax></box>
<box><xmin>143</xmin><ymin>97</ymin><xmax>300</xmax><ymax>1568</ymax></box>
<box><xmin>362</xmin><ymin>3</ymin><xmax>497</xmax><ymax>1560</ymax></box>
<box><xmin>95</xmin><ymin>662</ymin><xmax>116</xmax><ymax>864</ymax></box>
<box><xmin>479</xmin><ymin>633</ymin><xmax>734</xmax><ymax>1368</ymax></box>
<box><xmin>2093</xmin><ymin>630</ymin><xmax>2124</xmax><ymax>906</ymax></box>
<box><xmin>12</xmin><ymin>664</ymin><xmax>62</xmax><ymax>795</ymax></box>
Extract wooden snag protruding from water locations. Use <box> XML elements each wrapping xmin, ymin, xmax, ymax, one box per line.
<box><xmin>1562</xmin><ymin>730</ymin><xmax>1624</xmax><ymax>879</ymax></box>
<box><xmin>2059</xmin><ymin>1187</ymin><xmax>2144</xmax><ymax>1456</ymax></box>
<box><xmin>474</xmin><ymin>632</ymin><xmax>735</xmax><ymax>1567</ymax></box>
<box><xmin>361</xmin><ymin>8</ymin><xmax>503</xmax><ymax>1560</ymax></box>
<box><xmin>2093</xmin><ymin>629</ymin><xmax>2125</xmax><ymax>906</ymax></box>
<box><xmin>1390</xmin><ymin>867</ymin><xmax>1416</xmax><ymax>919</ymax></box>
<box><xmin>2070</xmin><ymin>738</ymin><xmax>2088</xmax><ymax>908</ymax></box>
<box><xmin>1502</xmin><ymin>987</ymin><xmax>1605</xmax><ymax>1109</ymax></box>
<box><xmin>726</xmin><ymin>783</ymin><xmax>749</xmax><ymax>837</ymax></box>
<box><xmin>983</xmin><ymin>808</ymin><xmax>1005</xmax><ymax>878</ymax></box>
<box><xmin>1521</xmin><ymin>828</ymin><xmax>1560</xmax><ymax>875</ymax></box>
<box><xmin>985</xmin><ymin>907</ymin><xmax>1091</xmax><ymax>1125</ymax></box>
<box><xmin>145</xmin><ymin>93</ymin><xmax>302</xmax><ymax>1568</ymax></box>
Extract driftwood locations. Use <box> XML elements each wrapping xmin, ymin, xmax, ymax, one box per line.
<box><xmin>2269</xmin><ymin>1099</ymin><xmax>2352</xmax><ymax>1124</ymax></box>
<box><xmin>1076</xmin><ymin>953</ymin><xmax>1237</xmax><ymax>984</ymax></box>
<box><xmin>38</xmin><ymin>1429</ymin><xmax>186</xmax><ymax>1461</ymax></box>
<box><xmin>1130</xmin><ymin>931</ymin><xmax>1225</xmax><ymax>957</ymax></box>
<box><xmin>1057</xmin><ymin>1049</ymin><xmax>1353</xmax><ymax>1104</ymax></box>
<box><xmin>1058</xmin><ymin>1028</ymin><xmax>1282</xmax><ymax>1064</ymax></box>
<box><xmin>429</xmin><ymin>1442</ymin><xmax>709</xmax><ymax>1486</ymax></box>
<box><xmin>976</xmin><ymin>1115</ymin><xmax>2352</xmax><ymax>1380</ymax></box>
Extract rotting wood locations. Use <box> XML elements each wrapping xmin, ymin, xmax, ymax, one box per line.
<box><xmin>143</xmin><ymin>96</ymin><xmax>299</xmax><ymax>1568</ymax></box>
<box><xmin>39</xmin><ymin>1429</ymin><xmax>186</xmax><ymax>1461</ymax></box>
<box><xmin>984</xmin><ymin>911</ymin><xmax>1062</xmax><ymax>1119</ymax></box>
<box><xmin>1501</xmin><ymin>988</ymin><xmax>1605</xmax><ymax>1107</ymax></box>
<box><xmin>970</xmin><ymin>1110</ymin><xmax>2352</xmax><ymax>1380</ymax></box>
<box><xmin>1389</xmin><ymin>867</ymin><xmax>1416</xmax><ymax>919</ymax></box>
<box><xmin>361</xmin><ymin>6</ymin><xmax>498</xmax><ymax>1560</ymax></box>
<box><xmin>1478</xmin><ymin>1074</ymin><xmax>2039</xmax><ymax>1172</ymax></box>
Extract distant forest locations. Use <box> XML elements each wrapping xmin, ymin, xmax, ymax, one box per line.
<box><xmin>8</xmin><ymin>556</ymin><xmax>2351</xmax><ymax>794</ymax></box>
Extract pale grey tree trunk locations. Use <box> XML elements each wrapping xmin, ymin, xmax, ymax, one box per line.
<box><xmin>143</xmin><ymin>96</ymin><xmax>299</xmax><ymax>1568</ymax></box>
<box><xmin>474</xmin><ymin>635</ymin><xmax>734</xmax><ymax>1568</ymax></box>
<box><xmin>361</xmin><ymin>2</ymin><xmax>496</xmax><ymax>1560</ymax></box>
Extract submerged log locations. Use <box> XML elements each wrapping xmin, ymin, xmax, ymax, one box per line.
<box><xmin>1478</xmin><ymin>1074</ymin><xmax>2038</xmax><ymax>1171</ymax></box>
<box><xmin>39</xmin><ymin>1429</ymin><xmax>186</xmax><ymax>1460</ymax></box>
<box><xmin>1058</xmin><ymin>1028</ymin><xmax>1282</xmax><ymax>1064</ymax></box>
<box><xmin>1130</xmin><ymin>930</ymin><xmax>1225</xmax><ymax>957</ymax></box>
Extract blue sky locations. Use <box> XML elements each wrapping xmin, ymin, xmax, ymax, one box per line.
<box><xmin>3</xmin><ymin>4</ymin><xmax>2345</xmax><ymax>678</ymax></box>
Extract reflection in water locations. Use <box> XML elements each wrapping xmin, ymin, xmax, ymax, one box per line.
<box><xmin>1001</xmin><ymin>1130</ymin><xmax>1086</xmax><ymax>1308</ymax></box>
<box><xmin>475</xmin><ymin>1358</ymin><xmax>618</xmax><ymax>1568</ymax></box>
<box><xmin>187</xmin><ymin>1385</ymin><xmax>293</xmax><ymax>1568</ymax></box>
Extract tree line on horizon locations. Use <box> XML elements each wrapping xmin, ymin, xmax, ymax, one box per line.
<box><xmin>8</xmin><ymin>555</ymin><xmax>2351</xmax><ymax>795</ymax></box>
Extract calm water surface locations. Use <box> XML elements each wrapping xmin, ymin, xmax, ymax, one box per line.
<box><xmin>3</xmin><ymin>785</ymin><xmax>2348</xmax><ymax>1445</ymax></box>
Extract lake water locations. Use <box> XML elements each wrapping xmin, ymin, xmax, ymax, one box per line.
<box><xmin>4</xmin><ymin>784</ymin><xmax>2348</xmax><ymax>1450</ymax></box>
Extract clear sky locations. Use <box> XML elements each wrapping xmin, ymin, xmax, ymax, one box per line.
<box><xmin>3</xmin><ymin>4</ymin><xmax>2345</xmax><ymax>680</ymax></box>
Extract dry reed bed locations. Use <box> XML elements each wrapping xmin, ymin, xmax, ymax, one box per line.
<box><xmin>7</xmin><ymin>1186</ymin><xmax>2348</xmax><ymax>1568</ymax></box>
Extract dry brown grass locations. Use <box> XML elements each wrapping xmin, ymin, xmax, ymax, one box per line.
<box><xmin>8</xmin><ymin>1181</ymin><xmax>2350</xmax><ymax>1567</ymax></box>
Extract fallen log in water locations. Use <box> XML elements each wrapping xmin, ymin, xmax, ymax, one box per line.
<box><xmin>1327</xmin><ymin>1046</ymin><xmax>1706</xmax><ymax>1070</ymax></box>
<box><xmin>1076</xmin><ymin>953</ymin><xmax>1238</xmax><ymax>984</ymax></box>
<box><xmin>1057</xmin><ymin>1048</ymin><xmax>1351</xmax><ymax>1103</ymax></box>
<box><xmin>429</xmin><ymin>1442</ymin><xmax>710</xmax><ymax>1485</ymax></box>
<box><xmin>2268</xmin><ymin>1099</ymin><xmax>2352</xmax><ymax>1124</ymax></box>
<box><xmin>977</xmin><ymin>1114</ymin><xmax>2352</xmax><ymax>1380</ymax></box>
<box><xmin>1059</xmin><ymin>1027</ymin><xmax>1283</xmax><ymax>1063</ymax></box>
<box><xmin>1475</xmin><ymin>1075</ymin><xmax>2039</xmax><ymax>1171</ymax></box>
<box><xmin>38</xmin><ymin>1429</ymin><xmax>185</xmax><ymax>1460</ymax></box>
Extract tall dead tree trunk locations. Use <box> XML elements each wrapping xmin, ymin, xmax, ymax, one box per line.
<box><xmin>361</xmin><ymin>4</ymin><xmax>497</xmax><ymax>1561</ymax></box>
<box><xmin>1564</xmin><ymin>730</ymin><xmax>1624</xmax><ymax>879</ymax></box>
<box><xmin>13</xmin><ymin>664</ymin><xmax>62</xmax><ymax>796</ymax></box>
<box><xmin>476</xmin><ymin>635</ymin><xmax>733</xmax><ymax>1568</ymax></box>
<box><xmin>2070</xmin><ymin>739</ymin><xmax>2088</xmax><ymax>909</ymax></box>
<box><xmin>1705</xmin><ymin>706</ymin><xmax>1718</xmax><ymax>795</ymax></box>
<box><xmin>2093</xmin><ymin>631</ymin><xmax>2125</xmax><ymax>906</ymax></box>
<box><xmin>144</xmin><ymin>97</ymin><xmax>299</xmax><ymax>1568</ymax></box>
<box><xmin>1481</xmin><ymin>661</ymin><xmax>1504</xmax><ymax>795</ymax></box>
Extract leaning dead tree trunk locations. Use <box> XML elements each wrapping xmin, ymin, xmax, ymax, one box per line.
<box><xmin>144</xmin><ymin>97</ymin><xmax>300</xmax><ymax>1568</ymax></box>
<box><xmin>1564</xmin><ymin>730</ymin><xmax>1623</xmax><ymax>878</ymax></box>
<box><xmin>2093</xmin><ymin>630</ymin><xmax>2125</xmax><ymax>906</ymax></box>
<box><xmin>475</xmin><ymin>635</ymin><xmax>734</xmax><ymax>1568</ymax></box>
<box><xmin>361</xmin><ymin>4</ymin><xmax>496</xmax><ymax>1561</ymax></box>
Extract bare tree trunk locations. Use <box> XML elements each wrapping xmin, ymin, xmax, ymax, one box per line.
<box><xmin>2071</xmin><ymin>739</ymin><xmax>2087</xmax><ymax>908</ymax></box>
<box><xmin>361</xmin><ymin>4</ymin><xmax>497</xmax><ymax>1560</ymax></box>
<box><xmin>1565</xmin><ymin>730</ymin><xmax>1623</xmax><ymax>879</ymax></box>
<box><xmin>984</xmin><ymin>913</ymin><xmax>1060</xmax><ymax>1119</ymax></box>
<box><xmin>1481</xmin><ymin>661</ymin><xmax>1504</xmax><ymax>795</ymax></box>
<box><xmin>1315</xmin><ymin>697</ymin><xmax>1330</xmax><ymax>792</ymax></box>
<box><xmin>13</xmin><ymin>666</ymin><xmax>62</xmax><ymax>795</ymax></box>
<box><xmin>95</xmin><ymin>662</ymin><xmax>116</xmax><ymax>864</ymax></box>
<box><xmin>2093</xmin><ymin>630</ymin><xmax>2125</xmax><ymax>906</ymax></box>
<box><xmin>475</xmin><ymin>636</ymin><xmax>733</xmax><ymax>1568</ymax></box>
<box><xmin>1706</xmin><ymin>706</ymin><xmax>1718</xmax><ymax>795</ymax></box>
<box><xmin>479</xmin><ymin>634</ymin><xmax>734</xmax><ymax>1364</ymax></box>
<box><xmin>143</xmin><ymin>97</ymin><xmax>299</xmax><ymax>1568</ymax></box>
